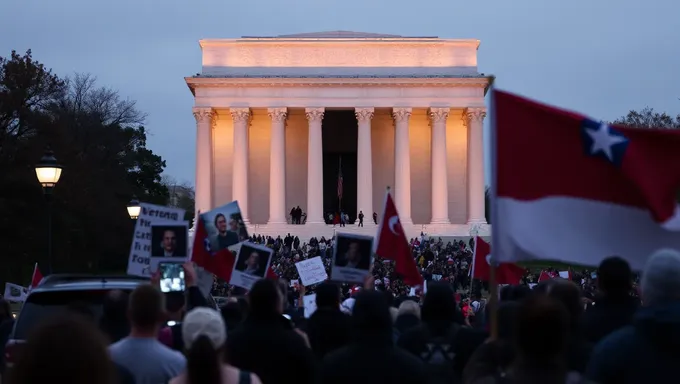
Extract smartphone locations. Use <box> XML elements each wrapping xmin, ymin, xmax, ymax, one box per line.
<box><xmin>159</xmin><ymin>262</ymin><xmax>185</xmax><ymax>293</ymax></box>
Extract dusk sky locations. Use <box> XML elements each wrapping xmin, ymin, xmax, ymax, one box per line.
<box><xmin>2</xmin><ymin>0</ymin><xmax>678</xmax><ymax>186</ymax></box>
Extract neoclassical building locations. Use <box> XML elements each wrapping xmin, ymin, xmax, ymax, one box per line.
<box><xmin>186</xmin><ymin>31</ymin><xmax>492</xmax><ymax>239</ymax></box>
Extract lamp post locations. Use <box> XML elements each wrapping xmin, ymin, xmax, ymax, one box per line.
<box><xmin>127</xmin><ymin>196</ymin><xmax>141</xmax><ymax>220</ymax></box>
<box><xmin>35</xmin><ymin>148</ymin><xmax>63</xmax><ymax>275</ymax></box>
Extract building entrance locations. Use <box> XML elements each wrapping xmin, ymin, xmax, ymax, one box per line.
<box><xmin>322</xmin><ymin>110</ymin><xmax>357</xmax><ymax>223</ymax></box>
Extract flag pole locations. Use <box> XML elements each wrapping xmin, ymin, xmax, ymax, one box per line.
<box><xmin>488</xmin><ymin>81</ymin><xmax>499</xmax><ymax>341</ymax></box>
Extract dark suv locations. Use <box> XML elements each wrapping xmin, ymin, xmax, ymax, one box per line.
<box><xmin>3</xmin><ymin>274</ymin><xmax>148</xmax><ymax>370</ymax></box>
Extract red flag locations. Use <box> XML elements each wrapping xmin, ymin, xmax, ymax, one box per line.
<box><xmin>375</xmin><ymin>190</ymin><xmax>423</xmax><ymax>286</ymax></box>
<box><xmin>471</xmin><ymin>236</ymin><xmax>524</xmax><ymax>285</ymax></box>
<box><xmin>191</xmin><ymin>217</ymin><xmax>276</xmax><ymax>282</ymax></box>
<box><xmin>30</xmin><ymin>263</ymin><xmax>44</xmax><ymax>289</ymax></box>
<box><xmin>537</xmin><ymin>270</ymin><xmax>555</xmax><ymax>282</ymax></box>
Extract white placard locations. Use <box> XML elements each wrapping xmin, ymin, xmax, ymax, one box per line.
<box><xmin>3</xmin><ymin>282</ymin><xmax>27</xmax><ymax>302</ymax></box>
<box><xmin>330</xmin><ymin>233</ymin><xmax>374</xmax><ymax>284</ymax></box>
<box><xmin>229</xmin><ymin>242</ymin><xmax>273</xmax><ymax>290</ymax></box>
<box><xmin>295</xmin><ymin>256</ymin><xmax>327</xmax><ymax>286</ymax></box>
<box><xmin>303</xmin><ymin>294</ymin><xmax>317</xmax><ymax>318</ymax></box>
<box><xmin>195</xmin><ymin>265</ymin><xmax>215</xmax><ymax>299</ymax></box>
<box><xmin>127</xmin><ymin>203</ymin><xmax>186</xmax><ymax>277</ymax></box>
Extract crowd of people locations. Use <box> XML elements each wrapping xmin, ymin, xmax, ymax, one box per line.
<box><xmin>0</xmin><ymin>232</ymin><xmax>676</xmax><ymax>384</ymax></box>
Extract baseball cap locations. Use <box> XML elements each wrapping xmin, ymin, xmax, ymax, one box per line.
<box><xmin>182</xmin><ymin>307</ymin><xmax>227</xmax><ymax>349</ymax></box>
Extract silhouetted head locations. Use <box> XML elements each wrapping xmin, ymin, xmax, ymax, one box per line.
<box><xmin>598</xmin><ymin>256</ymin><xmax>633</xmax><ymax>298</ymax></box>
<box><xmin>514</xmin><ymin>294</ymin><xmax>570</xmax><ymax>364</ymax></box>
<box><xmin>248</xmin><ymin>279</ymin><xmax>283</xmax><ymax>318</ymax></box>
<box><xmin>315</xmin><ymin>282</ymin><xmax>341</xmax><ymax>309</ymax></box>
<box><xmin>351</xmin><ymin>290</ymin><xmax>392</xmax><ymax>344</ymax></box>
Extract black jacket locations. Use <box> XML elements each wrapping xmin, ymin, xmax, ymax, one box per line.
<box><xmin>581</xmin><ymin>295</ymin><xmax>638</xmax><ymax>344</ymax></box>
<box><xmin>304</xmin><ymin>307</ymin><xmax>352</xmax><ymax>360</ymax></box>
<box><xmin>227</xmin><ymin>313</ymin><xmax>317</xmax><ymax>384</ymax></box>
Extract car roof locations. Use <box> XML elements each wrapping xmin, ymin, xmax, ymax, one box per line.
<box><xmin>31</xmin><ymin>274</ymin><xmax>149</xmax><ymax>293</ymax></box>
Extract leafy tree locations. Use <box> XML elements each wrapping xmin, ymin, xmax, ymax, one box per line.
<box><xmin>0</xmin><ymin>50</ymin><xmax>168</xmax><ymax>281</ymax></box>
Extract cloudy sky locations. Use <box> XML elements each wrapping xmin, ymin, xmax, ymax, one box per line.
<box><xmin>2</xmin><ymin>0</ymin><xmax>678</xmax><ymax>185</ymax></box>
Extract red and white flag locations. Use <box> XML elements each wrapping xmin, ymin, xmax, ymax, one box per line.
<box><xmin>537</xmin><ymin>270</ymin><xmax>557</xmax><ymax>283</ymax></box>
<box><xmin>30</xmin><ymin>263</ymin><xmax>44</xmax><ymax>290</ymax></box>
<box><xmin>375</xmin><ymin>190</ymin><xmax>423</xmax><ymax>286</ymax></box>
<box><xmin>470</xmin><ymin>236</ymin><xmax>524</xmax><ymax>285</ymax></box>
<box><xmin>492</xmin><ymin>90</ymin><xmax>680</xmax><ymax>270</ymax></box>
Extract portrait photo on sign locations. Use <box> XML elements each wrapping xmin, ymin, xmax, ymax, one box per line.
<box><xmin>331</xmin><ymin>233</ymin><xmax>374</xmax><ymax>283</ymax></box>
<box><xmin>230</xmin><ymin>242</ymin><xmax>273</xmax><ymax>290</ymax></box>
<box><xmin>200</xmin><ymin>201</ymin><xmax>249</xmax><ymax>252</ymax></box>
<box><xmin>150</xmin><ymin>224</ymin><xmax>189</xmax><ymax>258</ymax></box>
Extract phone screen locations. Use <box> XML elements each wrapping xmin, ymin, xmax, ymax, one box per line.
<box><xmin>159</xmin><ymin>262</ymin><xmax>185</xmax><ymax>293</ymax></box>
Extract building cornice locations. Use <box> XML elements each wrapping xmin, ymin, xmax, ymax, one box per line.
<box><xmin>185</xmin><ymin>76</ymin><xmax>492</xmax><ymax>95</ymax></box>
<box><xmin>199</xmin><ymin>38</ymin><xmax>480</xmax><ymax>48</ymax></box>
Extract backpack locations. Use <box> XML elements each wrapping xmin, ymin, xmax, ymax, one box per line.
<box><xmin>420</xmin><ymin>324</ymin><xmax>461</xmax><ymax>384</ymax></box>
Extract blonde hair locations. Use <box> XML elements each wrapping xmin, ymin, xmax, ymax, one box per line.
<box><xmin>398</xmin><ymin>300</ymin><xmax>421</xmax><ymax>319</ymax></box>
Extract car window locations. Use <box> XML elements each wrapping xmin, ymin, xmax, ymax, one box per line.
<box><xmin>12</xmin><ymin>289</ymin><xmax>128</xmax><ymax>339</ymax></box>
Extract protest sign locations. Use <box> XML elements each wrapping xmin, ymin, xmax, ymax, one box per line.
<box><xmin>3</xmin><ymin>283</ymin><xmax>28</xmax><ymax>302</ymax></box>
<box><xmin>295</xmin><ymin>256</ymin><xmax>327</xmax><ymax>286</ymax></box>
<box><xmin>330</xmin><ymin>233</ymin><xmax>374</xmax><ymax>284</ymax></box>
<box><xmin>127</xmin><ymin>203</ymin><xmax>186</xmax><ymax>277</ymax></box>
<box><xmin>200</xmin><ymin>201</ymin><xmax>249</xmax><ymax>252</ymax></box>
<box><xmin>303</xmin><ymin>294</ymin><xmax>317</xmax><ymax>318</ymax></box>
<box><xmin>229</xmin><ymin>242</ymin><xmax>273</xmax><ymax>290</ymax></box>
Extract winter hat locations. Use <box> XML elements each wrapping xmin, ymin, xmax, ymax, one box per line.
<box><xmin>182</xmin><ymin>307</ymin><xmax>227</xmax><ymax>349</ymax></box>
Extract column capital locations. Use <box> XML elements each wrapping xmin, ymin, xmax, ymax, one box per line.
<box><xmin>463</xmin><ymin>107</ymin><xmax>487</xmax><ymax>126</ymax></box>
<box><xmin>192</xmin><ymin>107</ymin><xmax>215</xmax><ymax>124</ymax></box>
<box><xmin>355</xmin><ymin>107</ymin><xmax>375</xmax><ymax>122</ymax></box>
<box><xmin>267</xmin><ymin>107</ymin><xmax>288</xmax><ymax>122</ymax></box>
<box><xmin>428</xmin><ymin>107</ymin><xmax>450</xmax><ymax>124</ymax></box>
<box><xmin>230</xmin><ymin>108</ymin><xmax>251</xmax><ymax>124</ymax></box>
<box><xmin>305</xmin><ymin>107</ymin><xmax>325</xmax><ymax>122</ymax></box>
<box><xmin>392</xmin><ymin>108</ymin><xmax>412</xmax><ymax>122</ymax></box>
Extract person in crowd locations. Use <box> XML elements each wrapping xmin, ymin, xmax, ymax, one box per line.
<box><xmin>304</xmin><ymin>282</ymin><xmax>351</xmax><ymax>359</ymax></box>
<box><xmin>478</xmin><ymin>295</ymin><xmax>592</xmax><ymax>384</ymax></box>
<box><xmin>586</xmin><ymin>249</ymin><xmax>680</xmax><ymax>384</ymax></box>
<box><xmin>220</xmin><ymin>299</ymin><xmax>245</xmax><ymax>332</ymax></box>
<box><xmin>157</xmin><ymin>262</ymin><xmax>209</xmax><ymax>351</ymax></box>
<box><xmin>170</xmin><ymin>307</ymin><xmax>261</xmax><ymax>384</ymax></box>
<box><xmin>99</xmin><ymin>289</ymin><xmax>130</xmax><ymax>344</ymax></box>
<box><xmin>0</xmin><ymin>298</ymin><xmax>15</xmax><ymax>377</ymax></box>
<box><xmin>394</xmin><ymin>300</ymin><xmax>421</xmax><ymax>342</ymax></box>
<box><xmin>580</xmin><ymin>256</ymin><xmax>638</xmax><ymax>344</ymax></box>
<box><xmin>397</xmin><ymin>282</ymin><xmax>487</xmax><ymax>383</ymax></box>
<box><xmin>226</xmin><ymin>279</ymin><xmax>317</xmax><ymax>384</ymax></box>
<box><xmin>463</xmin><ymin>301</ymin><xmax>520</xmax><ymax>383</ymax></box>
<box><xmin>7</xmin><ymin>314</ymin><xmax>118</xmax><ymax>384</ymax></box>
<box><xmin>319</xmin><ymin>290</ymin><xmax>427</xmax><ymax>384</ymax></box>
<box><xmin>545</xmin><ymin>279</ymin><xmax>592</xmax><ymax>373</ymax></box>
<box><xmin>109</xmin><ymin>284</ymin><xmax>186</xmax><ymax>384</ymax></box>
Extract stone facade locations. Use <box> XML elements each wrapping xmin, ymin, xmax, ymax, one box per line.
<box><xmin>186</xmin><ymin>31</ymin><xmax>491</xmax><ymax>239</ymax></box>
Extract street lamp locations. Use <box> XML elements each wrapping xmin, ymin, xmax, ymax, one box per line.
<box><xmin>127</xmin><ymin>196</ymin><xmax>141</xmax><ymax>220</ymax></box>
<box><xmin>35</xmin><ymin>148</ymin><xmax>63</xmax><ymax>275</ymax></box>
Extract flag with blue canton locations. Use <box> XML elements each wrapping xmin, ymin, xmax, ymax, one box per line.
<box><xmin>581</xmin><ymin>119</ymin><xmax>629</xmax><ymax>167</ymax></box>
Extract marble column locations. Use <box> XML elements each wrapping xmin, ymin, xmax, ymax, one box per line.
<box><xmin>305</xmin><ymin>108</ymin><xmax>325</xmax><ymax>224</ymax></box>
<box><xmin>392</xmin><ymin>108</ymin><xmax>412</xmax><ymax>224</ymax></box>
<box><xmin>267</xmin><ymin>108</ymin><xmax>287</xmax><ymax>224</ymax></box>
<box><xmin>465</xmin><ymin>107</ymin><xmax>487</xmax><ymax>224</ymax></box>
<box><xmin>192</xmin><ymin>107</ymin><xmax>215</xmax><ymax>216</ymax></box>
<box><xmin>355</xmin><ymin>107</ymin><xmax>374</xmax><ymax>221</ymax></box>
<box><xmin>230</xmin><ymin>108</ymin><xmax>251</xmax><ymax>223</ymax></box>
<box><xmin>429</xmin><ymin>108</ymin><xmax>450</xmax><ymax>224</ymax></box>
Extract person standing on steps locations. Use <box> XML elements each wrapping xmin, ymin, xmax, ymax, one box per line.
<box><xmin>358</xmin><ymin>211</ymin><xmax>364</xmax><ymax>227</ymax></box>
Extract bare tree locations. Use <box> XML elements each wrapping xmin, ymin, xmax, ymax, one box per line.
<box><xmin>613</xmin><ymin>107</ymin><xmax>680</xmax><ymax>130</ymax></box>
<box><xmin>57</xmin><ymin>73</ymin><xmax>146</xmax><ymax>127</ymax></box>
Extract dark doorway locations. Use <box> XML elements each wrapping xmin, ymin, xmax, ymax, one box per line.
<box><xmin>322</xmin><ymin>110</ymin><xmax>357</xmax><ymax>223</ymax></box>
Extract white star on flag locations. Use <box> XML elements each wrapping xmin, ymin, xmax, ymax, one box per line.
<box><xmin>586</xmin><ymin>123</ymin><xmax>626</xmax><ymax>162</ymax></box>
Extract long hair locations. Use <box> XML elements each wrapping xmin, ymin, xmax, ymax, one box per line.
<box><xmin>186</xmin><ymin>335</ymin><xmax>221</xmax><ymax>384</ymax></box>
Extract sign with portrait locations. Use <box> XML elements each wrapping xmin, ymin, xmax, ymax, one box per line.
<box><xmin>127</xmin><ymin>202</ymin><xmax>186</xmax><ymax>277</ymax></box>
<box><xmin>229</xmin><ymin>242</ymin><xmax>274</xmax><ymax>290</ymax></box>
<box><xmin>200</xmin><ymin>201</ymin><xmax>249</xmax><ymax>252</ymax></box>
<box><xmin>330</xmin><ymin>233</ymin><xmax>374</xmax><ymax>283</ymax></box>
<box><xmin>150</xmin><ymin>224</ymin><xmax>189</xmax><ymax>259</ymax></box>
